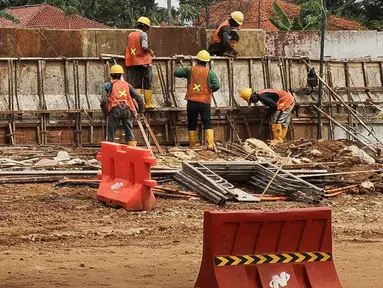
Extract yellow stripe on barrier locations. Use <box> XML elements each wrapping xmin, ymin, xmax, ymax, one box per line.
<box><xmin>214</xmin><ymin>252</ymin><xmax>332</xmax><ymax>266</ymax></box>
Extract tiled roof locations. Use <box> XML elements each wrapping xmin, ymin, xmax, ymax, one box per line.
<box><xmin>2</xmin><ymin>4</ymin><xmax>108</xmax><ymax>29</ymax></box>
<box><xmin>203</xmin><ymin>0</ymin><xmax>362</xmax><ymax>31</ymax></box>
<box><xmin>327</xmin><ymin>15</ymin><xmax>362</xmax><ymax>31</ymax></box>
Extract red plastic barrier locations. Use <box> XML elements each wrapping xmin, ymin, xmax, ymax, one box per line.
<box><xmin>96</xmin><ymin>141</ymin><xmax>157</xmax><ymax>211</ymax></box>
<box><xmin>195</xmin><ymin>208</ymin><xmax>342</xmax><ymax>288</ymax></box>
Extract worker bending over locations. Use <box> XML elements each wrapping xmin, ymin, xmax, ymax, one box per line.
<box><xmin>174</xmin><ymin>50</ymin><xmax>220</xmax><ymax>150</ymax></box>
<box><xmin>240</xmin><ymin>88</ymin><xmax>295</xmax><ymax>143</ymax></box>
<box><xmin>208</xmin><ymin>11</ymin><xmax>244</xmax><ymax>57</ymax></box>
<box><xmin>125</xmin><ymin>16</ymin><xmax>156</xmax><ymax>109</ymax></box>
<box><xmin>102</xmin><ymin>64</ymin><xmax>144</xmax><ymax>145</ymax></box>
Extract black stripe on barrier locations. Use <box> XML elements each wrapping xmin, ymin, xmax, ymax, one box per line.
<box><xmin>214</xmin><ymin>252</ymin><xmax>332</xmax><ymax>267</ymax></box>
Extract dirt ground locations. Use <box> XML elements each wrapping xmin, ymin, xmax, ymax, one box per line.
<box><xmin>0</xmin><ymin>183</ymin><xmax>382</xmax><ymax>288</ymax></box>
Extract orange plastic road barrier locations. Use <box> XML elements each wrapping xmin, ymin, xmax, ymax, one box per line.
<box><xmin>195</xmin><ymin>208</ymin><xmax>342</xmax><ymax>288</ymax></box>
<box><xmin>96</xmin><ymin>141</ymin><xmax>157</xmax><ymax>211</ymax></box>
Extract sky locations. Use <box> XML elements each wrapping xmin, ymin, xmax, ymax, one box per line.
<box><xmin>155</xmin><ymin>0</ymin><xmax>180</xmax><ymax>8</ymax></box>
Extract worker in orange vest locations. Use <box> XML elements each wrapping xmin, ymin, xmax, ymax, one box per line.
<box><xmin>102</xmin><ymin>64</ymin><xmax>144</xmax><ymax>145</ymax></box>
<box><xmin>240</xmin><ymin>88</ymin><xmax>296</xmax><ymax>144</ymax></box>
<box><xmin>208</xmin><ymin>11</ymin><xmax>244</xmax><ymax>57</ymax></box>
<box><xmin>125</xmin><ymin>16</ymin><xmax>156</xmax><ymax>109</ymax></box>
<box><xmin>174</xmin><ymin>50</ymin><xmax>220</xmax><ymax>150</ymax></box>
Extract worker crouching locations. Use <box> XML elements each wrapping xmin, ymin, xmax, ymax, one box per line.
<box><xmin>208</xmin><ymin>11</ymin><xmax>244</xmax><ymax>57</ymax></box>
<box><xmin>174</xmin><ymin>50</ymin><xmax>220</xmax><ymax>150</ymax></box>
<box><xmin>240</xmin><ymin>88</ymin><xmax>295</xmax><ymax>144</ymax></box>
<box><xmin>102</xmin><ymin>64</ymin><xmax>144</xmax><ymax>145</ymax></box>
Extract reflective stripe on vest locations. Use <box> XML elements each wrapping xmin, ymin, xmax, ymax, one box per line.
<box><xmin>258</xmin><ymin>89</ymin><xmax>295</xmax><ymax>111</ymax></box>
<box><xmin>185</xmin><ymin>66</ymin><xmax>213</xmax><ymax>104</ymax></box>
<box><xmin>107</xmin><ymin>80</ymin><xmax>136</xmax><ymax>112</ymax></box>
<box><xmin>125</xmin><ymin>31</ymin><xmax>152</xmax><ymax>67</ymax></box>
<box><xmin>213</xmin><ymin>20</ymin><xmax>230</xmax><ymax>44</ymax></box>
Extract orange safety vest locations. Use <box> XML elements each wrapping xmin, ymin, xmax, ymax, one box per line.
<box><xmin>258</xmin><ymin>89</ymin><xmax>295</xmax><ymax>111</ymax></box>
<box><xmin>107</xmin><ymin>80</ymin><xmax>136</xmax><ymax>112</ymax></box>
<box><xmin>125</xmin><ymin>31</ymin><xmax>152</xmax><ymax>67</ymax></box>
<box><xmin>185</xmin><ymin>66</ymin><xmax>213</xmax><ymax>104</ymax></box>
<box><xmin>212</xmin><ymin>20</ymin><xmax>230</xmax><ymax>44</ymax></box>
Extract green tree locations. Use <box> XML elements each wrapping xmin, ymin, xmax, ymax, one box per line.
<box><xmin>0</xmin><ymin>10</ymin><xmax>20</xmax><ymax>23</ymax></box>
<box><xmin>299</xmin><ymin>0</ymin><xmax>323</xmax><ymax>30</ymax></box>
<box><xmin>269</xmin><ymin>1</ymin><xmax>316</xmax><ymax>30</ymax></box>
<box><xmin>178</xmin><ymin>0</ymin><xmax>217</xmax><ymax>26</ymax></box>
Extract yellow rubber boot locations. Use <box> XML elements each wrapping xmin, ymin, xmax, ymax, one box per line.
<box><xmin>188</xmin><ymin>131</ymin><xmax>197</xmax><ymax>148</ymax></box>
<box><xmin>135</xmin><ymin>88</ymin><xmax>143</xmax><ymax>95</ymax></box>
<box><xmin>281</xmin><ymin>127</ymin><xmax>288</xmax><ymax>141</ymax></box>
<box><xmin>205</xmin><ymin>129</ymin><xmax>215</xmax><ymax>150</ymax></box>
<box><xmin>127</xmin><ymin>140</ymin><xmax>137</xmax><ymax>146</ymax></box>
<box><xmin>144</xmin><ymin>89</ymin><xmax>156</xmax><ymax>109</ymax></box>
<box><xmin>271</xmin><ymin>124</ymin><xmax>283</xmax><ymax>144</ymax></box>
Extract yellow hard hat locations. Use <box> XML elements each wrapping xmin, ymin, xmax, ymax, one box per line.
<box><xmin>137</xmin><ymin>16</ymin><xmax>151</xmax><ymax>27</ymax></box>
<box><xmin>231</xmin><ymin>11</ymin><xmax>244</xmax><ymax>25</ymax></box>
<box><xmin>110</xmin><ymin>64</ymin><xmax>124</xmax><ymax>74</ymax></box>
<box><xmin>240</xmin><ymin>88</ymin><xmax>253</xmax><ymax>103</ymax></box>
<box><xmin>196</xmin><ymin>50</ymin><xmax>211</xmax><ymax>62</ymax></box>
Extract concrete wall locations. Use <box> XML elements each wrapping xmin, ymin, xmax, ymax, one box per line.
<box><xmin>267</xmin><ymin>30</ymin><xmax>383</xmax><ymax>59</ymax></box>
<box><xmin>0</xmin><ymin>27</ymin><xmax>207</xmax><ymax>58</ymax></box>
<box><xmin>1</xmin><ymin>27</ymin><xmax>383</xmax><ymax>59</ymax></box>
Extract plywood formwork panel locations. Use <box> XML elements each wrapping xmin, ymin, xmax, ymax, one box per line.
<box><xmin>86</xmin><ymin>61</ymin><xmax>105</xmax><ymax>109</ymax></box>
<box><xmin>209</xmin><ymin>60</ymin><xmax>230</xmax><ymax>107</ymax></box>
<box><xmin>347</xmin><ymin>62</ymin><xmax>365</xmax><ymax>88</ymax></box>
<box><xmin>44</xmin><ymin>62</ymin><xmax>66</xmax><ymax>110</ymax></box>
<box><xmin>232</xmin><ymin>59</ymin><xmax>252</xmax><ymax>107</ymax></box>
<box><xmin>370</xmin><ymin>92</ymin><xmax>383</xmax><ymax>102</ymax></box>
<box><xmin>0</xmin><ymin>63</ymin><xmax>10</xmax><ymax>110</ymax></box>
<box><xmin>365</xmin><ymin>62</ymin><xmax>382</xmax><ymax>87</ymax></box>
<box><xmin>268</xmin><ymin>60</ymin><xmax>284</xmax><ymax>90</ymax></box>
<box><xmin>16</xmin><ymin>62</ymin><xmax>39</xmax><ymax>110</ymax></box>
<box><xmin>251</xmin><ymin>60</ymin><xmax>266</xmax><ymax>91</ymax></box>
<box><xmin>328</xmin><ymin>63</ymin><xmax>346</xmax><ymax>89</ymax></box>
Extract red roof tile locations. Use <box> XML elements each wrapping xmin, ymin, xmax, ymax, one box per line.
<box><xmin>3</xmin><ymin>4</ymin><xmax>108</xmax><ymax>29</ymax></box>
<box><xmin>202</xmin><ymin>0</ymin><xmax>362</xmax><ymax>31</ymax></box>
<box><xmin>327</xmin><ymin>15</ymin><xmax>362</xmax><ymax>31</ymax></box>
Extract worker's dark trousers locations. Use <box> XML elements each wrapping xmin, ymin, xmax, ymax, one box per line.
<box><xmin>107</xmin><ymin>106</ymin><xmax>135</xmax><ymax>142</ymax></box>
<box><xmin>127</xmin><ymin>65</ymin><xmax>153</xmax><ymax>90</ymax></box>
<box><xmin>187</xmin><ymin>100</ymin><xmax>212</xmax><ymax>131</ymax></box>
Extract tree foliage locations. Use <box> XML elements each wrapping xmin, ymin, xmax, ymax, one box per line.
<box><xmin>285</xmin><ymin>0</ymin><xmax>383</xmax><ymax>30</ymax></box>
<box><xmin>178</xmin><ymin>0</ymin><xmax>217</xmax><ymax>26</ymax></box>
<box><xmin>269</xmin><ymin>0</ymin><xmax>322</xmax><ymax>30</ymax></box>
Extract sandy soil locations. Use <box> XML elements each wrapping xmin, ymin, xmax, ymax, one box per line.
<box><xmin>0</xmin><ymin>183</ymin><xmax>382</xmax><ymax>288</ymax></box>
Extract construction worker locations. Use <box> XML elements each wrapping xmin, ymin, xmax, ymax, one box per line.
<box><xmin>125</xmin><ymin>16</ymin><xmax>156</xmax><ymax>109</ymax></box>
<box><xmin>102</xmin><ymin>64</ymin><xmax>144</xmax><ymax>145</ymax></box>
<box><xmin>240</xmin><ymin>88</ymin><xmax>295</xmax><ymax>144</ymax></box>
<box><xmin>208</xmin><ymin>11</ymin><xmax>244</xmax><ymax>57</ymax></box>
<box><xmin>174</xmin><ymin>50</ymin><xmax>220</xmax><ymax>150</ymax></box>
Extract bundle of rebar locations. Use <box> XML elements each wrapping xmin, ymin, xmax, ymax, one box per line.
<box><xmin>174</xmin><ymin>162</ymin><xmax>259</xmax><ymax>205</ymax></box>
<box><xmin>182</xmin><ymin>161</ymin><xmax>325</xmax><ymax>204</ymax></box>
<box><xmin>198</xmin><ymin>161</ymin><xmax>328</xmax><ymax>186</ymax></box>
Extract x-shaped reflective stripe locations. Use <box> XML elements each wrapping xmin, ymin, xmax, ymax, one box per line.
<box><xmin>119</xmin><ymin>90</ymin><xmax>127</xmax><ymax>97</ymax></box>
<box><xmin>193</xmin><ymin>84</ymin><xmax>201</xmax><ymax>91</ymax></box>
<box><xmin>131</xmin><ymin>48</ymin><xmax>136</xmax><ymax>55</ymax></box>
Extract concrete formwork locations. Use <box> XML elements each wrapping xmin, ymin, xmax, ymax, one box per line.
<box><xmin>0</xmin><ymin>56</ymin><xmax>382</xmax><ymax>146</ymax></box>
<box><xmin>0</xmin><ymin>27</ymin><xmax>208</xmax><ymax>58</ymax></box>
